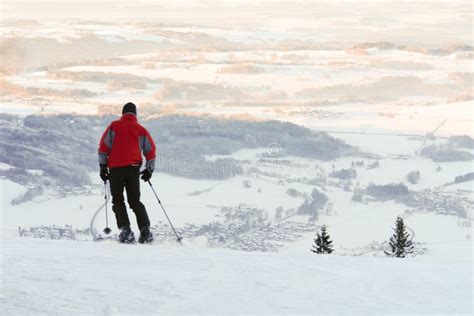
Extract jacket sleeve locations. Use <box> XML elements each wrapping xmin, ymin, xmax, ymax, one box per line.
<box><xmin>141</xmin><ymin>128</ymin><xmax>156</xmax><ymax>172</ymax></box>
<box><xmin>98</xmin><ymin>124</ymin><xmax>114</xmax><ymax>165</ymax></box>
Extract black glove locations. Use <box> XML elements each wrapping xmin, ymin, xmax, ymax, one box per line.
<box><xmin>140</xmin><ymin>168</ymin><xmax>152</xmax><ymax>182</ymax></box>
<box><xmin>100</xmin><ymin>164</ymin><xmax>109</xmax><ymax>182</ymax></box>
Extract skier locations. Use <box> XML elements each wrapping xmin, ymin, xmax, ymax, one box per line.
<box><xmin>98</xmin><ymin>102</ymin><xmax>156</xmax><ymax>243</ymax></box>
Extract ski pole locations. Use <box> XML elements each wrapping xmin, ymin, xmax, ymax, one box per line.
<box><xmin>147</xmin><ymin>180</ymin><xmax>182</xmax><ymax>243</ymax></box>
<box><xmin>103</xmin><ymin>180</ymin><xmax>111</xmax><ymax>235</ymax></box>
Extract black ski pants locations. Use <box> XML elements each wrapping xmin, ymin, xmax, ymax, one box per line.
<box><xmin>109</xmin><ymin>165</ymin><xmax>150</xmax><ymax>230</ymax></box>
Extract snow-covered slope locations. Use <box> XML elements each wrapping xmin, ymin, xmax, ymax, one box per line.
<box><xmin>1</xmin><ymin>233</ymin><xmax>472</xmax><ymax>315</ymax></box>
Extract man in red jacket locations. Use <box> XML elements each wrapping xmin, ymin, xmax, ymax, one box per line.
<box><xmin>98</xmin><ymin>102</ymin><xmax>156</xmax><ymax>243</ymax></box>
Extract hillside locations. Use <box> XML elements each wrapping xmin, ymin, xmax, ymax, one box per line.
<box><xmin>1</xmin><ymin>233</ymin><xmax>471</xmax><ymax>315</ymax></box>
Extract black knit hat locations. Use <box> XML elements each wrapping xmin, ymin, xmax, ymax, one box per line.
<box><xmin>122</xmin><ymin>102</ymin><xmax>137</xmax><ymax>115</ymax></box>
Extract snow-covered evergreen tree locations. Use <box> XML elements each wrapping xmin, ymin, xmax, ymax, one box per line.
<box><xmin>311</xmin><ymin>225</ymin><xmax>334</xmax><ymax>254</ymax></box>
<box><xmin>385</xmin><ymin>216</ymin><xmax>414</xmax><ymax>258</ymax></box>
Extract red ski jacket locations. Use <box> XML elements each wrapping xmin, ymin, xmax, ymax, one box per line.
<box><xmin>98</xmin><ymin>114</ymin><xmax>156</xmax><ymax>171</ymax></box>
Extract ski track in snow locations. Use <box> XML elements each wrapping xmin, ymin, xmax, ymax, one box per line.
<box><xmin>1</xmin><ymin>233</ymin><xmax>472</xmax><ymax>315</ymax></box>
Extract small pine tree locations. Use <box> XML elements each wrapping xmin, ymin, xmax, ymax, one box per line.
<box><xmin>311</xmin><ymin>225</ymin><xmax>334</xmax><ymax>254</ymax></box>
<box><xmin>385</xmin><ymin>216</ymin><xmax>414</xmax><ymax>258</ymax></box>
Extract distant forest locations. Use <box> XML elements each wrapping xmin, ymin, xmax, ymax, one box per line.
<box><xmin>0</xmin><ymin>114</ymin><xmax>357</xmax><ymax>188</ymax></box>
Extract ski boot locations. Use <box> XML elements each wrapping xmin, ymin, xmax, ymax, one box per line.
<box><xmin>118</xmin><ymin>226</ymin><xmax>135</xmax><ymax>243</ymax></box>
<box><xmin>138</xmin><ymin>226</ymin><xmax>154</xmax><ymax>244</ymax></box>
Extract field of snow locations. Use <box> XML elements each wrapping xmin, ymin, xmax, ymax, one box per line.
<box><xmin>1</xmin><ymin>233</ymin><xmax>472</xmax><ymax>315</ymax></box>
<box><xmin>2</xmin><ymin>2</ymin><xmax>473</xmax><ymax>137</ymax></box>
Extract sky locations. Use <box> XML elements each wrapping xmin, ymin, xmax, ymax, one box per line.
<box><xmin>2</xmin><ymin>0</ymin><xmax>470</xmax><ymax>21</ymax></box>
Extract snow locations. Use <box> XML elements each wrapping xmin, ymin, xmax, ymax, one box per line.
<box><xmin>1</xmin><ymin>233</ymin><xmax>472</xmax><ymax>315</ymax></box>
<box><xmin>0</xmin><ymin>163</ymin><xmax>13</xmax><ymax>170</ymax></box>
<box><xmin>288</xmin><ymin>101</ymin><xmax>474</xmax><ymax>138</ymax></box>
<box><xmin>0</xmin><ymin>22</ymin><xmax>182</xmax><ymax>44</ymax></box>
<box><xmin>8</xmin><ymin>73</ymin><xmax>107</xmax><ymax>94</ymax></box>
